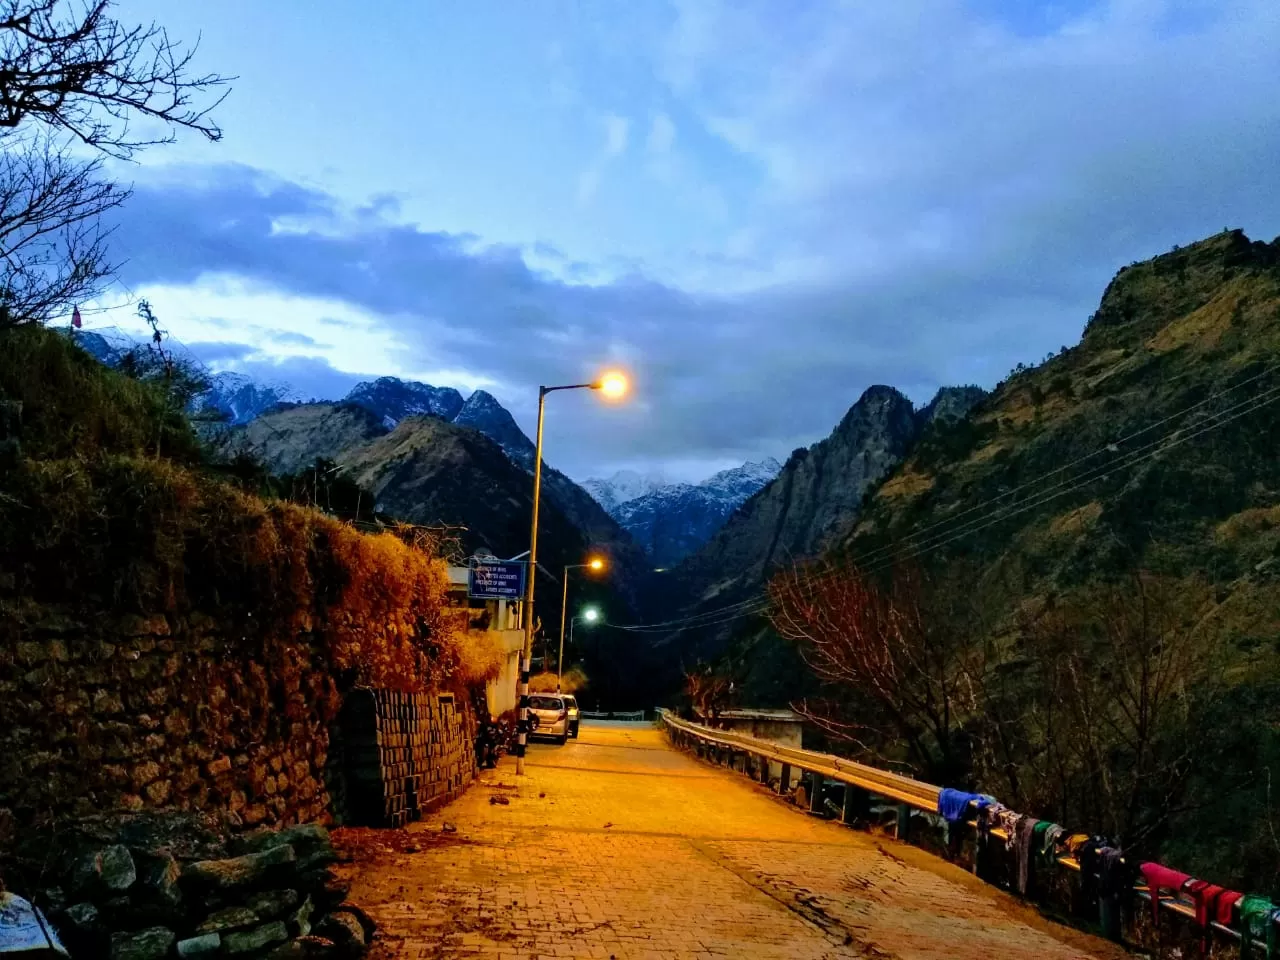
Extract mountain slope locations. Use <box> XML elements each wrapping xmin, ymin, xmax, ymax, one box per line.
<box><xmin>845</xmin><ymin>230</ymin><xmax>1280</xmax><ymax>583</ymax></box>
<box><xmin>670</xmin><ymin>386</ymin><xmax>924</xmax><ymax>611</ymax></box>
<box><xmin>229</xmin><ymin>403</ymin><xmax>388</xmax><ymax>476</ymax></box>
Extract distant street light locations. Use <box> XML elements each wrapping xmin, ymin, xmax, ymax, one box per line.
<box><xmin>558</xmin><ymin>556</ymin><xmax>607</xmax><ymax>692</ymax></box>
<box><xmin>568</xmin><ymin>606</ymin><xmax>602</xmax><ymax>671</ymax></box>
<box><xmin>517</xmin><ymin>372</ymin><xmax>632</xmax><ymax>775</ymax></box>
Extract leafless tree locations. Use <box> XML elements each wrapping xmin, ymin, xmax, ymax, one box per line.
<box><xmin>767</xmin><ymin>560</ymin><xmax>992</xmax><ymax>783</ymax></box>
<box><xmin>0</xmin><ymin>1</ymin><xmax>230</xmax><ymax>157</ymax></box>
<box><xmin>1014</xmin><ymin>573</ymin><xmax>1225</xmax><ymax>851</ymax></box>
<box><xmin>0</xmin><ymin>1</ymin><xmax>230</xmax><ymax>325</ymax></box>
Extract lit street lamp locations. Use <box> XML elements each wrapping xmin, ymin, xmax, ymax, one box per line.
<box><xmin>568</xmin><ymin>607</ymin><xmax>600</xmax><ymax>667</ymax></box>
<box><xmin>558</xmin><ymin>556</ymin><xmax>605</xmax><ymax>692</ymax></box>
<box><xmin>517</xmin><ymin>370</ymin><xmax>629</xmax><ymax>775</ymax></box>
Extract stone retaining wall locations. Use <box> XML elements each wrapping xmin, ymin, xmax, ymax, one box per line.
<box><xmin>0</xmin><ymin>606</ymin><xmax>478</xmax><ymax>843</ymax></box>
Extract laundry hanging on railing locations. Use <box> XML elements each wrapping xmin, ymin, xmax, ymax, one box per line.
<box><xmin>1141</xmin><ymin>862</ymin><xmax>1192</xmax><ymax>924</ymax></box>
<box><xmin>1014</xmin><ymin>816</ymin><xmax>1041</xmax><ymax>895</ymax></box>
<box><xmin>1238</xmin><ymin>896</ymin><xmax>1278</xmax><ymax>960</ymax></box>
<box><xmin>936</xmin><ymin>788</ymin><xmax>994</xmax><ymax>823</ymax></box>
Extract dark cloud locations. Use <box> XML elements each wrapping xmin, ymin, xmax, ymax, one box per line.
<box><xmin>271</xmin><ymin>331</ymin><xmax>319</xmax><ymax>347</ymax></box>
<box><xmin>109</xmin><ymin>147</ymin><xmax>1280</xmax><ymax>478</ymax></box>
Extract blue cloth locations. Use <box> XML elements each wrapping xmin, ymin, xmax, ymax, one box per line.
<box><xmin>937</xmin><ymin>788</ymin><xmax>992</xmax><ymax>823</ymax></box>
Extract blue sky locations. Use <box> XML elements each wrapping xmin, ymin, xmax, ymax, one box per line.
<box><xmin>89</xmin><ymin>0</ymin><xmax>1280</xmax><ymax>481</ymax></box>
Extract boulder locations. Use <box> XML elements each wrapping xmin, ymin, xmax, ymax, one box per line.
<box><xmin>221</xmin><ymin>920</ymin><xmax>289</xmax><ymax>954</ymax></box>
<box><xmin>194</xmin><ymin>906</ymin><xmax>258</xmax><ymax>935</ymax></box>
<box><xmin>184</xmin><ymin>844</ymin><xmax>296</xmax><ymax>892</ymax></box>
<box><xmin>315</xmin><ymin>911</ymin><xmax>366</xmax><ymax>952</ymax></box>
<box><xmin>71</xmin><ymin>844</ymin><xmax>136</xmax><ymax>897</ymax></box>
<box><xmin>175</xmin><ymin>932</ymin><xmax>221</xmax><ymax>957</ymax></box>
<box><xmin>295</xmin><ymin>937</ymin><xmax>339</xmax><ymax>957</ymax></box>
<box><xmin>288</xmin><ymin>896</ymin><xmax>314</xmax><ymax>938</ymax></box>
<box><xmin>108</xmin><ymin>926</ymin><xmax>175</xmax><ymax>960</ymax></box>
<box><xmin>246</xmin><ymin>888</ymin><xmax>301</xmax><ymax>920</ymax></box>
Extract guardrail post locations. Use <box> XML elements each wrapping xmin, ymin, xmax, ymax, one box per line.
<box><xmin>779</xmin><ymin>763</ymin><xmax>791</xmax><ymax>795</ymax></box>
<box><xmin>808</xmin><ymin>772</ymin><xmax>825</xmax><ymax>815</ymax></box>
<box><xmin>841</xmin><ymin>784</ymin><xmax>869</xmax><ymax>825</ymax></box>
<box><xmin>757</xmin><ymin>754</ymin><xmax>770</xmax><ymax>785</ymax></box>
<box><xmin>896</xmin><ymin>803</ymin><xmax>911</xmax><ymax>841</ymax></box>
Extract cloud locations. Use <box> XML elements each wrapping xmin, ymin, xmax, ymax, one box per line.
<box><xmin>103</xmin><ymin>0</ymin><xmax>1280</xmax><ymax>478</ymax></box>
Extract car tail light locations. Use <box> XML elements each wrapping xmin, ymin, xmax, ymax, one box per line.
<box><xmin>558</xmin><ymin>709</ymin><xmax>567</xmax><ymax>720</ymax></box>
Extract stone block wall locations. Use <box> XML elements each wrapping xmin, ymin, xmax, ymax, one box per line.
<box><xmin>0</xmin><ymin>604</ymin><xmax>478</xmax><ymax>844</ymax></box>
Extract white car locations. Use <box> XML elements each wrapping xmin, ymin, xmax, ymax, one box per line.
<box><xmin>528</xmin><ymin>694</ymin><xmax>570</xmax><ymax>744</ymax></box>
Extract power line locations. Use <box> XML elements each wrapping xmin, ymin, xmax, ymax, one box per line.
<box><xmin>848</xmin><ymin>362</ymin><xmax>1279</xmax><ymax>569</ymax></box>
<box><xmin>861</xmin><ymin>384</ymin><xmax>1280</xmax><ymax>575</ymax></box>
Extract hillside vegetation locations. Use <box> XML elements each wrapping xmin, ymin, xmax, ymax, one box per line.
<box><xmin>0</xmin><ymin>325</ymin><xmax>488</xmax><ymax>693</ymax></box>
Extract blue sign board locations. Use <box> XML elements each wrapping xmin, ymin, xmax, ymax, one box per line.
<box><xmin>468</xmin><ymin>559</ymin><xmax>526</xmax><ymax>600</ymax></box>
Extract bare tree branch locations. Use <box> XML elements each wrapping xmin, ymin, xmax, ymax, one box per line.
<box><xmin>0</xmin><ymin>0</ymin><xmax>232</xmax><ymax>159</ymax></box>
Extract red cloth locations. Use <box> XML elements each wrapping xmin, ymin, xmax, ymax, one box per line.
<box><xmin>1141</xmin><ymin>862</ymin><xmax>1192</xmax><ymax>923</ymax></box>
<box><xmin>1188</xmin><ymin>880</ymin><xmax>1225</xmax><ymax>928</ymax></box>
<box><xmin>1215</xmin><ymin>890</ymin><xmax>1243</xmax><ymax>927</ymax></box>
<box><xmin>71</xmin><ymin>305</ymin><xmax>82</xmax><ymax>329</ymax></box>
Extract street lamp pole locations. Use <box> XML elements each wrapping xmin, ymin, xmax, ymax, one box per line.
<box><xmin>557</xmin><ymin>558</ymin><xmax>604</xmax><ymax>692</ymax></box>
<box><xmin>516</xmin><ymin>373</ymin><xmax>627</xmax><ymax>776</ymax></box>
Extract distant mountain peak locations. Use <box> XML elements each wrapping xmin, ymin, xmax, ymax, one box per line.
<box><xmin>344</xmin><ymin>376</ymin><xmax>465</xmax><ymax>426</ymax></box>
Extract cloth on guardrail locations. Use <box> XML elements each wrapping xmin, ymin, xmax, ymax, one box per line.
<box><xmin>1187</xmin><ymin>880</ymin><xmax>1230</xmax><ymax>955</ymax></box>
<box><xmin>1014</xmin><ymin>816</ymin><xmax>1041</xmax><ymax>895</ymax></box>
<box><xmin>1238</xmin><ymin>896</ymin><xmax>1279</xmax><ymax>960</ymax></box>
<box><xmin>1141</xmin><ymin>862</ymin><xmax>1193</xmax><ymax>924</ymax></box>
<box><xmin>936</xmin><ymin>788</ymin><xmax>994</xmax><ymax>823</ymax></box>
<box><xmin>1039</xmin><ymin>823</ymin><xmax>1065</xmax><ymax>866</ymax></box>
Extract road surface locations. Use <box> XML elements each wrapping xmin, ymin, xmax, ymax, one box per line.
<box><xmin>342</xmin><ymin>721</ymin><xmax>1124</xmax><ymax>959</ymax></box>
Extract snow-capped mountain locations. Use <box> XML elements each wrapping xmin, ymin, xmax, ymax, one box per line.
<box><xmin>200</xmin><ymin>372</ymin><xmax>297</xmax><ymax>425</ymax></box>
<box><xmin>344</xmin><ymin>377</ymin><xmax>465</xmax><ymax>429</ymax></box>
<box><xmin>594</xmin><ymin>457</ymin><xmax>783</xmax><ymax>567</ymax></box>
<box><xmin>581</xmin><ymin>469</ymin><xmax>669</xmax><ymax>514</ymax></box>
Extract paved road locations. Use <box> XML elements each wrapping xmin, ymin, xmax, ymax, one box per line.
<box><xmin>343</xmin><ymin>722</ymin><xmax>1125</xmax><ymax>960</ymax></box>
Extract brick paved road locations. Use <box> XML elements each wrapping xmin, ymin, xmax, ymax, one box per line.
<box><xmin>343</xmin><ymin>722</ymin><xmax>1126</xmax><ymax>960</ymax></box>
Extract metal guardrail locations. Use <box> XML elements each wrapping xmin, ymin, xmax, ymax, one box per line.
<box><xmin>659</xmin><ymin>709</ymin><xmax>939</xmax><ymax>810</ymax></box>
<box><xmin>582</xmin><ymin>710</ymin><xmax>646</xmax><ymax>721</ymax></box>
<box><xmin>659</xmin><ymin>708</ymin><xmax>1276</xmax><ymax>954</ymax></box>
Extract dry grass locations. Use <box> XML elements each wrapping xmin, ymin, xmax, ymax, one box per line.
<box><xmin>877</xmin><ymin>467</ymin><xmax>935</xmax><ymax>500</ymax></box>
<box><xmin>528</xmin><ymin>668</ymin><xmax>588</xmax><ymax>694</ymax></box>
<box><xmin>1047</xmin><ymin>502</ymin><xmax>1103</xmax><ymax>538</ymax></box>
<box><xmin>1213</xmin><ymin>505</ymin><xmax>1280</xmax><ymax>544</ymax></box>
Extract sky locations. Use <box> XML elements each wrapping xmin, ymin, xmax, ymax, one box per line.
<box><xmin>84</xmin><ymin>0</ymin><xmax>1280</xmax><ymax>482</ymax></box>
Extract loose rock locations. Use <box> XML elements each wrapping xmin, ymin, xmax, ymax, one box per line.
<box><xmin>222</xmin><ymin>920</ymin><xmax>289</xmax><ymax>954</ymax></box>
<box><xmin>109</xmin><ymin>926</ymin><xmax>175</xmax><ymax>960</ymax></box>
<box><xmin>195</xmin><ymin>905</ymin><xmax>259</xmax><ymax>934</ymax></box>
<box><xmin>175</xmin><ymin>932</ymin><xmax>221</xmax><ymax>957</ymax></box>
<box><xmin>184</xmin><ymin>844</ymin><xmax>296</xmax><ymax>892</ymax></box>
<box><xmin>246</xmin><ymin>888</ymin><xmax>301</xmax><ymax>919</ymax></box>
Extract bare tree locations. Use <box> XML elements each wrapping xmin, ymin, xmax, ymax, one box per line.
<box><xmin>1015</xmin><ymin>573</ymin><xmax>1225</xmax><ymax>852</ymax></box>
<box><xmin>767</xmin><ymin>561</ymin><xmax>989</xmax><ymax>783</ymax></box>
<box><xmin>0</xmin><ymin>1</ymin><xmax>230</xmax><ymax>325</ymax></box>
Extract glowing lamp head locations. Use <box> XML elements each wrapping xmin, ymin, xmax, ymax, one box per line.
<box><xmin>595</xmin><ymin>371</ymin><xmax>629</xmax><ymax>400</ymax></box>
<box><xmin>588</xmin><ymin>557</ymin><xmax>605</xmax><ymax>571</ymax></box>
<box><xmin>581</xmin><ymin>606</ymin><xmax>601</xmax><ymax>623</ymax></box>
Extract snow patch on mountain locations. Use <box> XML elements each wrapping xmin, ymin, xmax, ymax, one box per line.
<box><xmin>581</xmin><ymin>469</ymin><xmax>669</xmax><ymax>513</ymax></box>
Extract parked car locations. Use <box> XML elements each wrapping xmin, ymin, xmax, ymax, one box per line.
<box><xmin>562</xmin><ymin>694</ymin><xmax>580</xmax><ymax>738</ymax></box>
<box><xmin>527</xmin><ymin>694</ymin><xmax>570</xmax><ymax>744</ymax></box>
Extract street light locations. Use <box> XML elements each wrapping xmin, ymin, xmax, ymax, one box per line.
<box><xmin>558</xmin><ymin>555</ymin><xmax>606</xmax><ymax>692</ymax></box>
<box><xmin>516</xmin><ymin>371</ymin><xmax>631</xmax><ymax>774</ymax></box>
<box><xmin>568</xmin><ymin>607</ymin><xmax>601</xmax><ymax>669</ymax></box>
